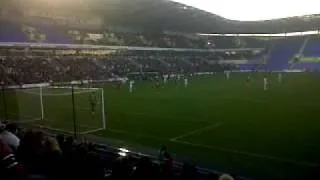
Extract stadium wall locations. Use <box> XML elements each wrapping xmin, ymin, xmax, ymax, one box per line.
<box><xmin>5</xmin><ymin>78</ymin><xmax>129</xmax><ymax>89</ymax></box>
<box><xmin>6</xmin><ymin>83</ymin><xmax>50</xmax><ymax>89</ymax></box>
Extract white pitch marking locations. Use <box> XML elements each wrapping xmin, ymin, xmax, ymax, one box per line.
<box><xmin>105</xmin><ymin>128</ymin><xmax>319</xmax><ymax>167</ymax></box>
<box><xmin>116</xmin><ymin>111</ymin><xmax>213</xmax><ymax>123</ymax></box>
<box><xmin>108</xmin><ymin>128</ymin><xmax>165</xmax><ymax>141</ymax></box>
<box><xmin>13</xmin><ymin>118</ymin><xmax>42</xmax><ymax>124</ymax></box>
<box><xmin>65</xmin><ymin>107</ymin><xmax>213</xmax><ymax>124</ymax></box>
<box><xmin>32</xmin><ymin>125</ymin><xmax>75</xmax><ymax>134</ymax></box>
<box><xmin>80</xmin><ymin>128</ymin><xmax>105</xmax><ymax>135</ymax></box>
<box><xmin>221</xmin><ymin>96</ymin><xmax>266</xmax><ymax>104</ymax></box>
<box><xmin>17</xmin><ymin>89</ymin><xmax>96</xmax><ymax>96</ymax></box>
<box><xmin>171</xmin><ymin>139</ymin><xmax>318</xmax><ymax>167</ymax></box>
<box><xmin>170</xmin><ymin>123</ymin><xmax>222</xmax><ymax>141</ymax></box>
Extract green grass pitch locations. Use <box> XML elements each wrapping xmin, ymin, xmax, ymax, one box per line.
<box><xmin>1</xmin><ymin>72</ymin><xmax>320</xmax><ymax>180</ymax></box>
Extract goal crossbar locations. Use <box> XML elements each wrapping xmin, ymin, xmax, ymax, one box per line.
<box><xmin>49</xmin><ymin>86</ymin><xmax>101</xmax><ymax>90</ymax></box>
<box><xmin>15</xmin><ymin>86</ymin><xmax>106</xmax><ymax>135</ymax></box>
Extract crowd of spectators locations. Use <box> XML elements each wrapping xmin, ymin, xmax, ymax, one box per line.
<box><xmin>57</xmin><ymin>29</ymin><xmax>267</xmax><ymax>49</ymax></box>
<box><xmin>84</xmin><ymin>31</ymin><xmax>212</xmax><ymax>49</ymax></box>
<box><xmin>0</xmin><ymin>121</ymin><xmax>236</xmax><ymax>180</ymax></box>
<box><xmin>20</xmin><ymin>26</ymin><xmax>217</xmax><ymax>49</ymax></box>
<box><xmin>0</xmin><ymin>50</ymin><xmax>259</xmax><ymax>85</ymax></box>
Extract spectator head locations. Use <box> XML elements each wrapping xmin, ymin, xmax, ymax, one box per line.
<box><xmin>0</xmin><ymin>137</ymin><xmax>25</xmax><ymax>179</ymax></box>
<box><xmin>21</xmin><ymin>130</ymin><xmax>45</xmax><ymax>151</ymax></box>
<box><xmin>5</xmin><ymin>123</ymin><xmax>18</xmax><ymax>134</ymax></box>
<box><xmin>219</xmin><ymin>174</ymin><xmax>234</xmax><ymax>180</ymax></box>
<box><xmin>62</xmin><ymin>136</ymin><xmax>74</xmax><ymax>152</ymax></box>
<box><xmin>65</xmin><ymin>136</ymin><xmax>74</xmax><ymax>146</ymax></box>
<box><xmin>56</xmin><ymin>134</ymin><xmax>65</xmax><ymax>146</ymax></box>
<box><xmin>160</xmin><ymin>146</ymin><xmax>167</xmax><ymax>152</ymax></box>
<box><xmin>206</xmin><ymin>172</ymin><xmax>219</xmax><ymax>180</ymax></box>
<box><xmin>0</xmin><ymin>123</ymin><xmax>20</xmax><ymax>152</ymax></box>
<box><xmin>45</xmin><ymin>137</ymin><xmax>62</xmax><ymax>153</ymax></box>
<box><xmin>0</xmin><ymin>122</ymin><xmax>5</xmax><ymax>132</ymax></box>
<box><xmin>181</xmin><ymin>162</ymin><xmax>197</xmax><ymax>180</ymax></box>
<box><xmin>138</xmin><ymin>156</ymin><xmax>152</xmax><ymax>169</ymax></box>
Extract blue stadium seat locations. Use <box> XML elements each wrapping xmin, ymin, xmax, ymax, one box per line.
<box><xmin>31</xmin><ymin>24</ymin><xmax>73</xmax><ymax>44</ymax></box>
<box><xmin>0</xmin><ymin>22</ymin><xmax>28</xmax><ymax>42</ymax></box>
<box><xmin>265</xmin><ymin>38</ymin><xmax>302</xmax><ymax>70</ymax></box>
<box><xmin>303</xmin><ymin>35</ymin><xmax>320</xmax><ymax>57</ymax></box>
<box><xmin>293</xmin><ymin>62</ymin><xmax>320</xmax><ymax>71</ymax></box>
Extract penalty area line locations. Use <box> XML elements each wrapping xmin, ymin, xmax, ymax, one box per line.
<box><xmin>170</xmin><ymin>123</ymin><xmax>222</xmax><ymax>141</ymax></box>
<box><xmin>102</xmin><ymin>128</ymin><xmax>319</xmax><ymax>167</ymax></box>
<box><xmin>171</xmin><ymin>139</ymin><xmax>319</xmax><ymax>167</ymax></box>
<box><xmin>107</xmin><ymin>128</ymin><xmax>165</xmax><ymax>141</ymax></box>
<box><xmin>12</xmin><ymin>118</ymin><xmax>42</xmax><ymax>124</ymax></box>
<box><xmin>80</xmin><ymin>128</ymin><xmax>106</xmax><ymax>135</ymax></box>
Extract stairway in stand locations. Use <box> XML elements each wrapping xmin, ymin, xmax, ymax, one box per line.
<box><xmin>264</xmin><ymin>38</ymin><xmax>302</xmax><ymax>70</ymax></box>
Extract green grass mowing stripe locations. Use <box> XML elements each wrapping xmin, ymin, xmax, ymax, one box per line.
<box><xmin>107</xmin><ymin>128</ymin><xmax>166</xmax><ymax>141</ymax></box>
<box><xmin>106</xmin><ymin>116</ymin><xmax>210</xmax><ymax>139</ymax></box>
<box><xmin>5</xmin><ymin>73</ymin><xmax>320</xmax><ymax>179</ymax></box>
<box><xmin>35</xmin><ymin>119</ymin><xmax>103</xmax><ymax>133</ymax></box>
<box><xmin>59</xmin><ymin>106</ymin><xmax>213</xmax><ymax>124</ymax></box>
<box><xmin>95</xmin><ymin>126</ymin><xmax>319</xmax><ymax>168</ymax></box>
<box><xmin>171</xmin><ymin>140</ymin><xmax>318</xmax><ymax>167</ymax></box>
<box><xmin>108</xmin><ymin>110</ymin><xmax>214</xmax><ymax>124</ymax></box>
<box><xmin>170</xmin><ymin>123</ymin><xmax>223</xmax><ymax>141</ymax></box>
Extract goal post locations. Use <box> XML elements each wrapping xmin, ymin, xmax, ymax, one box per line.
<box><xmin>3</xmin><ymin>85</ymin><xmax>106</xmax><ymax>135</ymax></box>
<box><xmin>40</xmin><ymin>85</ymin><xmax>44</xmax><ymax>120</ymax></box>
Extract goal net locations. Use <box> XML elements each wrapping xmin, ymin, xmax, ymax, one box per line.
<box><xmin>1</xmin><ymin>86</ymin><xmax>106</xmax><ymax>135</ymax></box>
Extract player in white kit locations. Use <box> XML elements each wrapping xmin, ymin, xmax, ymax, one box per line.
<box><xmin>163</xmin><ymin>74</ymin><xmax>168</xmax><ymax>84</ymax></box>
<box><xmin>184</xmin><ymin>78</ymin><xmax>188</xmax><ymax>88</ymax></box>
<box><xmin>278</xmin><ymin>72</ymin><xmax>282</xmax><ymax>84</ymax></box>
<box><xmin>225</xmin><ymin>71</ymin><xmax>230</xmax><ymax>79</ymax></box>
<box><xmin>129</xmin><ymin>80</ymin><xmax>134</xmax><ymax>93</ymax></box>
<box><xmin>263</xmin><ymin>76</ymin><xmax>268</xmax><ymax>91</ymax></box>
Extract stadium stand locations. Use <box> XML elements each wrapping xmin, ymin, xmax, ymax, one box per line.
<box><xmin>0</xmin><ymin>121</ymin><xmax>240</xmax><ymax>180</ymax></box>
<box><xmin>0</xmin><ymin>19</ymin><xmax>273</xmax><ymax>49</ymax></box>
<box><xmin>292</xmin><ymin>35</ymin><xmax>320</xmax><ymax>71</ymax></box>
<box><xmin>2</xmin><ymin>34</ymin><xmax>320</xmax><ymax>86</ymax></box>
<box><xmin>0</xmin><ymin>22</ymin><xmax>28</xmax><ymax>43</ymax></box>
<box><xmin>2</xmin><ymin>1</ymin><xmax>320</xmax><ymax>180</ymax></box>
<box><xmin>1</xmin><ymin>49</ymin><xmax>265</xmax><ymax>85</ymax></box>
<box><xmin>264</xmin><ymin>37</ymin><xmax>301</xmax><ymax>70</ymax></box>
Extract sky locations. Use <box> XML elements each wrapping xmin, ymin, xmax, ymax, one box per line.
<box><xmin>170</xmin><ymin>0</ymin><xmax>320</xmax><ymax>21</ymax></box>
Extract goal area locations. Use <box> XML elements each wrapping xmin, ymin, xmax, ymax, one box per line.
<box><xmin>0</xmin><ymin>85</ymin><xmax>106</xmax><ymax>135</ymax></box>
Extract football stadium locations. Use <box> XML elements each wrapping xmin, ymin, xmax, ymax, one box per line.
<box><xmin>0</xmin><ymin>0</ymin><xmax>320</xmax><ymax>180</ymax></box>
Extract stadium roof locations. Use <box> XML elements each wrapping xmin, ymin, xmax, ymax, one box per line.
<box><xmin>170</xmin><ymin>0</ymin><xmax>320</xmax><ymax>21</ymax></box>
<box><xmin>87</xmin><ymin>0</ymin><xmax>320</xmax><ymax>33</ymax></box>
<box><xmin>93</xmin><ymin>0</ymin><xmax>320</xmax><ymax>33</ymax></box>
<box><xmin>3</xmin><ymin>0</ymin><xmax>320</xmax><ymax>34</ymax></box>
